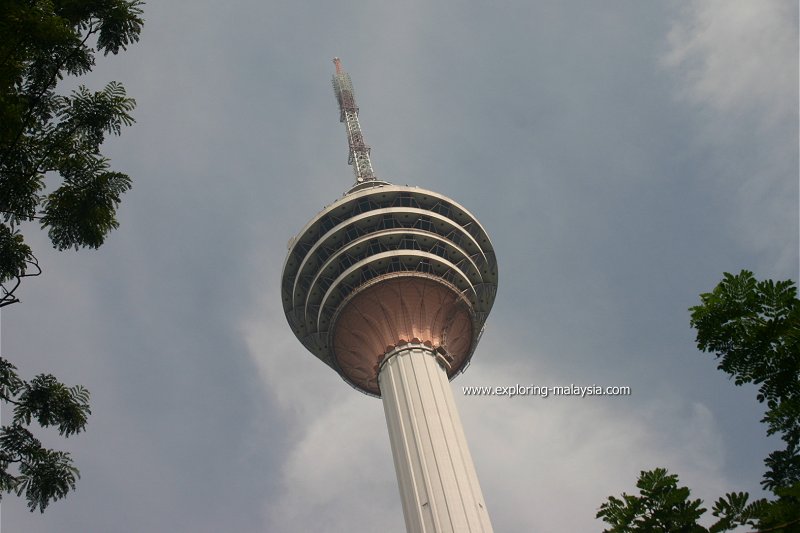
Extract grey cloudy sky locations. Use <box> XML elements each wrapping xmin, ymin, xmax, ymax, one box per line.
<box><xmin>2</xmin><ymin>1</ymin><xmax>798</xmax><ymax>531</ymax></box>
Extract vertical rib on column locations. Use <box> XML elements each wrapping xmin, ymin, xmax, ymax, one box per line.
<box><xmin>379</xmin><ymin>345</ymin><xmax>493</xmax><ymax>533</ymax></box>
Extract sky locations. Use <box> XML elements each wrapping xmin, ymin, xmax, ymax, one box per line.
<box><xmin>1</xmin><ymin>1</ymin><xmax>798</xmax><ymax>531</ymax></box>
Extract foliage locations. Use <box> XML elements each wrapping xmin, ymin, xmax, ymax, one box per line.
<box><xmin>598</xmin><ymin>271</ymin><xmax>800</xmax><ymax>532</ymax></box>
<box><xmin>0</xmin><ymin>358</ymin><xmax>90</xmax><ymax>512</ymax></box>
<box><xmin>597</xmin><ymin>468</ymin><xmax>708</xmax><ymax>532</ymax></box>
<box><xmin>0</xmin><ymin>0</ymin><xmax>144</xmax><ymax>511</ymax></box>
<box><xmin>691</xmin><ymin>270</ymin><xmax>800</xmax><ymax>490</ymax></box>
<box><xmin>0</xmin><ymin>0</ymin><xmax>143</xmax><ymax>306</ymax></box>
<box><xmin>597</xmin><ymin>468</ymin><xmax>770</xmax><ymax>532</ymax></box>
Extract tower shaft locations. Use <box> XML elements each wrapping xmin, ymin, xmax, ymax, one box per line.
<box><xmin>332</xmin><ymin>57</ymin><xmax>375</xmax><ymax>185</ymax></box>
<box><xmin>380</xmin><ymin>344</ymin><xmax>494</xmax><ymax>533</ymax></box>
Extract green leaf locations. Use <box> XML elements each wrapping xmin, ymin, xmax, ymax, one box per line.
<box><xmin>0</xmin><ymin>224</ymin><xmax>33</xmax><ymax>283</ymax></box>
<box><xmin>16</xmin><ymin>449</ymin><xmax>79</xmax><ymax>513</ymax></box>
<box><xmin>690</xmin><ymin>271</ymin><xmax>800</xmax><ymax>490</ymax></box>
<box><xmin>597</xmin><ymin>468</ymin><xmax>707</xmax><ymax>532</ymax></box>
<box><xmin>41</xmin><ymin>163</ymin><xmax>132</xmax><ymax>250</ymax></box>
<box><xmin>14</xmin><ymin>375</ymin><xmax>91</xmax><ymax>437</ymax></box>
<box><xmin>0</xmin><ymin>357</ymin><xmax>24</xmax><ymax>399</ymax></box>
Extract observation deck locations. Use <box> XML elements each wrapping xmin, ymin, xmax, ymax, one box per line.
<box><xmin>281</xmin><ymin>181</ymin><xmax>498</xmax><ymax>396</ymax></box>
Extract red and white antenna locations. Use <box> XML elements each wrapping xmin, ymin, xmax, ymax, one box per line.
<box><xmin>331</xmin><ymin>57</ymin><xmax>375</xmax><ymax>185</ymax></box>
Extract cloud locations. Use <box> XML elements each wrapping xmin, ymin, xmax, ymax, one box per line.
<box><xmin>242</xmin><ymin>293</ymin><xmax>406</xmax><ymax>532</ymax></box>
<box><xmin>663</xmin><ymin>0</ymin><xmax>797</xmax><ymax>125</ymax></box>
<box><xmin>456</xmin><ymin>352</ymin><xmax>732</xmax><ymax>531</ymax></box>
<box><xmin>661</xmin><ymin>0</ymin><xmax>798</xmax><ymax>275</ymax></box>
<box><xmin>243</xmin><ymin>294</ymin><xmax>736</xmax><ymax>531</ymax></box>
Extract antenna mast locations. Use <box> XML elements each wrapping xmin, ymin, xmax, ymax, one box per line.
<box><xmin>332</xmin><ymin>57</ymin><xmax>376</xmax><ymax>185</ymax></box>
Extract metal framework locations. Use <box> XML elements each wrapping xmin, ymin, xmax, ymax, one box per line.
<box><xmin>332</xmin><ymin>57</ymin><xmax>376</xmax><ymax>185</ymax></box>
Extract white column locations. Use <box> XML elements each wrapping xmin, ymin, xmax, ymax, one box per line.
<box><xmin>379</xmin><ymin>344</ymin><xmax>493</xmax><ymax>533</ymax></box>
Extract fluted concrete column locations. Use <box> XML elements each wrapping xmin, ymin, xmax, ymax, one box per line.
<box><xmin>379</xmin><ymin>344</ymin><xmax>493</xmax><ymax>533</ymax></box>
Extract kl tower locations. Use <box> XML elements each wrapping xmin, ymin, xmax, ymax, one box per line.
<box><xmin>281</xmin><ymin>58</ymin><xmax>498</xmax><ymax>532</ymax></box>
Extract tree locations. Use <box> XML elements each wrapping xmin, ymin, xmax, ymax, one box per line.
<box><xmin>0</xmin><ymin>0</ymin><xmax>143</xmax><ymax>305</ymax></box>
<box><xmin>0</xmin><ymin>359</ymin><xmax>90</xmax><ymax>512</ymax></box>
<box><xmin>598</xmin><ymin>271</ymin><xmax>800</xmax><ymax>532</ymax></box>
<box><xmin>596</xmin><ymin>468</ymin><xmax>763</xmax><ymax>533</ymax></box>
<box><xmin>0</xmin><ymin>0</ymin><xmax>144</xmax><ymax>511</ymax></box>
<box><xmin>691</xmin><ymin>271</ymin><xmax>800</xmax><ymax>491</ymax></box>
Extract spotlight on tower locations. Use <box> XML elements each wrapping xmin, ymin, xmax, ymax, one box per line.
<box><xmin>281</xmin><ymin>58</ymin><xmax>499</xmax><ymax>532</ymax></box>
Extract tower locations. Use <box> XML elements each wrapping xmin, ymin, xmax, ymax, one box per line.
<box><xmin>280</xmin><ymin>58</ymin><xmax>498</xmax><ymax>532</ymax></box>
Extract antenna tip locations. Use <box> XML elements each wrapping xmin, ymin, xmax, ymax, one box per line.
<box><xmin>333</xmin><ymin>57</ymin><xmax>343</xmax><ymax>74</ymax></box>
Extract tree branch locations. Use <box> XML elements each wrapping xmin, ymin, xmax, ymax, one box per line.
<box><xmin>752</xmin><ymin>517</ymin><xmax>800</xmax><ymax>532</ymax></box>
<box><xmin>0</xmin><ymin>24</ymin><xmax>97</xmax><ymax>169</ymax></box>
<box><xmin>0</xmin><ymin>257</ymin><xmax>41</xmax><ymax>308</ymax></box>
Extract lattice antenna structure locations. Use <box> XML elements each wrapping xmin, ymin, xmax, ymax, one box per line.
<box><xmin>332</xmin><ymin>57</ymin><xmax>376</xmax><ymax>185</ymax></box>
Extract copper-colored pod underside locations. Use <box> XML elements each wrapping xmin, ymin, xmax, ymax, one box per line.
<box><xmin>332</xmin><ymin>276</ymin><xmax>474</xmax><ymax>395</ymax></box>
